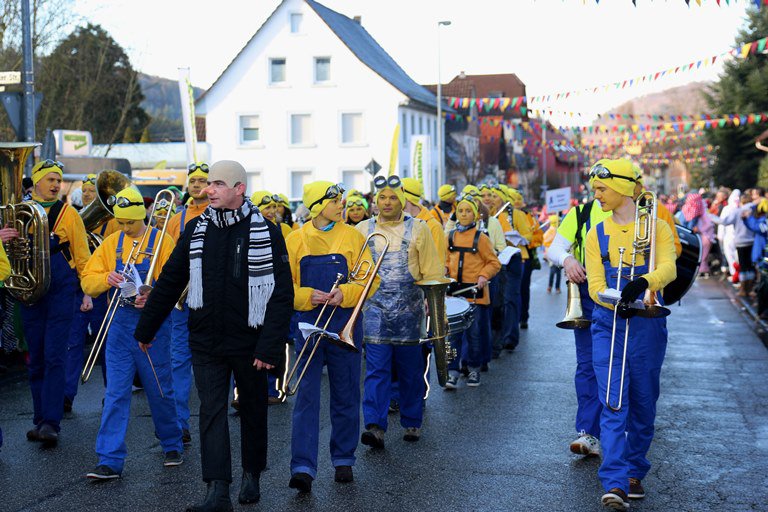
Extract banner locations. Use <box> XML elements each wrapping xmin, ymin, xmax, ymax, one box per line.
<box><xmin>409</xmin><ymin>135</ymin><xmax>432</xmax><ymax>200</ymax></box>
<box><xmin>388</xmin><ymin>124</ymin><xmax>400</xmax><ymax>176</ymax></box>
<box><xmin>545</xmin><ymin>187</ymin><xmax>572</xmax><ymax>214</ymax></box>
<box><xmin>178</xmin><ymin>67</ymin><xmax>198</xmax><ymax>165</ymax></box>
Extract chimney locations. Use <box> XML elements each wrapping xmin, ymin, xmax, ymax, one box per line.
<box><xmin>459</xmin><ymin>70</ymin><xmax>466</xmax><ymax>79</ymax></box>
<box><xmin>353</xmin><ymin>15</ymin><xmax>362</xmax><ymax>24</ymax></box>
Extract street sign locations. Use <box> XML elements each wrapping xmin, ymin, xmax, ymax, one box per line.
<box><xmin>53</xmin><ymin>129</ymin><xmax>92</xmax><ymax>157</ymax></box>
<box><xmin>0</xmin><ymin>71</ymin><xmax>21</xmax><ymax>85</ymax></box>
<box><xmin>545</xmin><ymin>186</ymin><xmax>571</xmax><ymax>213</ymax></box>
<box><xmin>0</xmin><ymin>91</ymin><xmax>43</xmax><ymax>139</ymax></box>
<box><xmin>364</xmin><ymin>159</ymin><xmax>381</xmax><ymax>175</ymax></box>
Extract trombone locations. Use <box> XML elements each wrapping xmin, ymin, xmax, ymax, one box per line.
<box><xmin>80</xmin><ymin>189</ymin><xmax>176</xmax><ymax>386</ymax></box>
<box><xmin>283</xmin><ymin>232</ymin><xmax>389</xmax><ymax>396</ymax></box>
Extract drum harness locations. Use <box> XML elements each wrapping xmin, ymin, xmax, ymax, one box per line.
<box><xmin>448</xmin><ymin>229</ymin><xmax>483</xmax><ymax>299</ymax></box>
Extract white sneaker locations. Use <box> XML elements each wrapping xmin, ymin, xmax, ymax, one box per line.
<box><xmin>570</xmin><ymin>431</ymin><xmax>601</xmax><ymax>456</ymax></box>
<box><xmin>444</xmin><ymin>374</ymin><xmax>459</xmax><ymax>390</ymax></box>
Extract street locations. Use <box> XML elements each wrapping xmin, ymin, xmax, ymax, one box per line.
<box><xmin>0</xmin><ymin>267</ymin><xmax>766</xmax><ymax>512</ymax></box>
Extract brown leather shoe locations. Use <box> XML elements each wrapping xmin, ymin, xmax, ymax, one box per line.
<box><xmin>601</xmin><ymin>488</ymin><xmax>629</xmax><ymax>510</ymax></box>
<box><xmin>628</xmin><ymin>478</ymin><xmax>645</xmax><ymax>499</ymax></box>
<box><xmin>360</xmin><ymin>425</ymin><xmax>385</xmax><ymax>449</ymax></box>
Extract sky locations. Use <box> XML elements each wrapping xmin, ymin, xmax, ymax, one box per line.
<box><xmin>72</xmin><ymin>0</ymin><xmax>755</xmax><ymax>126</ymax></box>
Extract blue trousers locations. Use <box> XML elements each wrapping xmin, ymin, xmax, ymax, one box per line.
<box><xmin>573</xmin><ymin>282</ymin><xmax>601</xmax><ymax>437</ymax></box>
<box><xmin>170</xmin><ymin>306</ymin><xmax>192</xmax><ymax>431</ymax></box>
<box><xmin>363</xmin><ymin>344</ymin><xmax>424</xmax><ymax>430</ymax></box>
<box><xmin>291</xmin><ymin>337</ymin><xmax>361</xmax><ymax>478</ymax></box>
<box><xmin>499</xmin><ymin>254</ymin><xmax>523</xmax><ymax>349</ymax></box>
<box><xmin>65</xmin><ymin>291</ymin><xmax>108</xmax><ymax>402</ymax></box>
<box><xmin>520</xmin><ymin>256</ymin><xmax>534</xmax><ymax>323</ymax></box>
<box><xmin>449</xmin><ymin>305</ymin><xmax>489</xmax><ymax>372</ymax></box>
<box><xmin>592</xmin><ymin>306</ymin><xmax>667</xmax><ymax>493</ymax></box>
<box><xmin>20</xmin><ymin>262</ymin><xmax>77</xmax><ymax>432</ymax></box>
<box><xmin>96</xmin><ymin>307</ymin><xmax>181</xmax><ymax>473</ymax></box>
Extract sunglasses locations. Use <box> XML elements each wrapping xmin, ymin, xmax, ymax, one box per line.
<box><xmin>374</xmin><ymin>175</ymin><xmax>402</xmax><ymax>190</ymax></box>
<box><xmin>308</xmin><ymin>184</ymin><xmax>345</xmax><ymax>210</ymax></box>
<box><xmin>188</xmin><ymin>163</ymin><xmax>209</xmax><ymax>174</ymax></box>
<box><xmin>37</xmin><ymin>159</ymin><xmax>64</xmax><ymax>173</ymax></box>
<box><xmin>107</xmin><ymin>196</ymin><xmax>144</xmax><ymax>208</ymax></box>
<box><xmin>154</xmin><ymin>198</ymin><xmax>172</xmax><ymax>210</ymax></box>
<box><xmin>589</xmin><ymin>164</ymin><xmax>637</xmax><ymax>183</ymax></box>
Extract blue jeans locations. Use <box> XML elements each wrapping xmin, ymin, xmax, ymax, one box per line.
<box><xmin>548</xmin><ymin>265</ymin><xmax>562</xmax><ymax>290</ymax></box>
<box><xmin>363</xmin><ymin>344</ymin><xmax>424</xmax><ymax>430</ymax></box>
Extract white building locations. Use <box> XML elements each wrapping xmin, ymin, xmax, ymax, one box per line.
<box><xmin>196</xmin><ymin>0</ymin><xmax>446</xmax><ymax>201</ymax></box>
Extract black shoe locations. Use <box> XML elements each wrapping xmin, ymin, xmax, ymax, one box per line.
<box><xmin>187</xmin><ymin>480</ymin><xmax>233</xmax><ymax>512</ymax></box>
<box><xmin>480</xmin><ymin>363</ymin><xmax>489</xmax><ymax>372</ymax></box>
<box><xmin>63</xmin><ymin>396</ymin><xmax>73</xmax><ymax>413</ymax></box>
<box><xmin>503</xmin><ymin>343</ymin><xmax>517</xmax><ymax>352</ymax></box>
<box><xmin>38</xmin><ymin>423</ymin><xmax>58</xmax><ymax>447</ymax></box>
<box><xmin>388</xmin><ymin>399</ymin><xmax>400</xmax><ymax>413</ymax></box>
<box><xmin>182</xmin><ymin>429</ymin><xmax>192</xmax><ymax>445</ymax></box>
<box><xmin>238</xmin><ymin>472</ymin><xmax>261</xmax><ymax>504</ymax></box>
<box><xmin>86</xmin><ymin>465</ymin><xmax>121</xmax><ymax>480</ymax></box>
<box><xmin>520</xmin><ymin>322</ymin><xmax>528</xmax><ymax>329</ymax></box>
<box><xmin>163</xmin><ymin>450</ymin><xmax>183</xmax><ymax>467</ymax></box>
<box><xmin>334</xmin><ymin>465</ymin><xmax>353</xmax><ymax>483</ymax></box>
<box><xmin>288</xmin><ymin>472</ymin><xmax>313</xmax><ymax>493</ymax></box>
<box><xmin>460</xmin><ymin>365</ymin><xmax>469</xmax><ymax>377</ymax></box>
<box><xmin>26</xmin><ymin>425</ymin><xmax>41</xmax><ymax>442</ymax></box>
<box><xmin>360</xmin><ymin>425</ymin><xmax>385</xmax><ymax>449</ymax></box>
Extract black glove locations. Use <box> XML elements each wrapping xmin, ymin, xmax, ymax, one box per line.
<box><xmin>620</xmin><ymin>277</ymin><xmax>649</xmax><ymax>303</ymax></box>
<box><xmin>616</xmin><ymin>302</ymin><xmax>638</xmax><ymax>319</ymax></box>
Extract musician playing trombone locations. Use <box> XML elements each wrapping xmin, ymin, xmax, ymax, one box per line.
<box><xmin>81</xmin><ymin>188</ymin><xmax>182</xmax><ymax>480</ymax></box>
<box><xmin>584</xmin><ymin>159</ymin><xmax>676</xmax><ymax>510</ymax></box>
<box><xmin>284</xmin><ymin>180</ymin><xmax>380</xmax><ymax>492</ymax></box>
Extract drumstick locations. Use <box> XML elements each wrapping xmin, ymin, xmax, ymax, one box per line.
<box><xmin>144</xmin><ymin>350</ymin><xmax>165</xmax><ymax>398</ymax></box>
<box><xmin>451</xmin><ymin>285</ymin><xmax>479</xmax><ymax>296</ymax></box>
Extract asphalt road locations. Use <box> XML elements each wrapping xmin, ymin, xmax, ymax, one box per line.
<box><xmin>0</xmin><ymin>267</ymin><xmax>766</xmax><ymax>512</ymax></box>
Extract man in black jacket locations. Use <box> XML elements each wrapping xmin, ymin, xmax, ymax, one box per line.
<box><xmin>134</xmin><ymin>160</ymin><xmax>293</xmax><ymax>512</ymax></box>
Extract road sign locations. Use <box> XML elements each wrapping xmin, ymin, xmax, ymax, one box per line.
<box><xmin>54</xmin><ymin>130</ymin><xmax>92</xmax><ymax>157</ymax></box>
<box><xmin>545</xmin><ymin>186</ymin><xmax>571</xmax><ymax>213</ymax></box>
<box><xmin>365</xmin><ymin>159</ymin><xmax>381</xmax><ymax>175</ymax></box>
<box><xmin>0</xmin><ymin>91</ymin><xmax>43</xmax><ymax>139</ymax></box>
<box><xmin>0</xmin><ymin>71</ymin><xmax>21</xmax><ymax>85</ymax></box>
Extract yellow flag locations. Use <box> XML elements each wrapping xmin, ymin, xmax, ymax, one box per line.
<box><xmin>388</xmin><ymin>124</ymin><xmax>400</xmax><ymax>176</ymax></box>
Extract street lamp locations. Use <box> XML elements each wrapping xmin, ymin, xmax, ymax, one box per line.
<box><xmin>436</xmin><ymin>20</ymin><xmax>451</xmax><ymax>194</ymax></box>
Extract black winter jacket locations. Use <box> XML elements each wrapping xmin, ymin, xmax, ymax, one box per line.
<box><xmin>134</xmin><ymin>211</ymin><xmax>294</xmax><ymax>366</ymax></box>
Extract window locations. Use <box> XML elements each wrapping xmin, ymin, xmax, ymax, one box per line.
<box><xmin>314</xmin><ymin>57</ymin><xmax>331</xmax><ymax>83</ymax></box>
<box><xmin>341</xmin><ymin>170</ymin><xmax>366</xmax><ymax>192</ymax></box>
<box><xmin>341</xmin><ymin>113</ymin><xmax>364</xmax><ymax>144</ymax></box>
<box><xmin>418</xmin><ymin>117</ymin><xmax>423</xmax><ymax>134</ymax></box>
<box><xmin>410</xmin><ymin>114</ymin><xmax>415</xmax><ymax>135</ymax></box>
<box><xmin>239</xmin><ymin>115</ymin><xmax>260</xmax><ymax>144</ymax></box>
<box><xmin>290</xmin><ymin>114</ymin><xmax>313</xmax><ymax>145</ymax></box>
<box><xmin>488</xmin><ymin>91</ymin><xmax>503</xmax><ymax>98</ymax></box>
<box><xmin>247</xmin><ymin>171</ymin><xmax>262</xmax><ymax>192</ymax></box>
<box><xmin>401</xmin><ymin>113</ymin><xmax>407</xmax><ymax>143</ymax></box>
<box><xmin>270</xmin><ymin>58</ymin><xmax>286</xmax><ymax>84</ymax></box>
<box><xmin>290</xmin><ymin>170</ymin><xmax>312</xmax><ymax>200</ymax></box>
<box><xmin>290</xmin><ymin>13</ymin><xmax>302</xmax><ymax>33</ymax></box>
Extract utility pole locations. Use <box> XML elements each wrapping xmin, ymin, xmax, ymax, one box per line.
<box><xmin>541</xmin><ymin>121</ymin><xmax>548</xmax><ymax>199</ymax></box>
<box><xmin>436</xmin><ymin>20</ymin><xmax>451</xmax><ymax>194</ymax></box>
<box><xmin>21</xmin><ymin>0</ymin><xmax>36</xmax><ymax>175</ymax></box>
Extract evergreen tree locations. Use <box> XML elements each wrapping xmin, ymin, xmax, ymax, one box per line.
<box><xmin>705</xmin><ymin>7</ymin><xmax>768</xmax><ymax>190</ymax></box>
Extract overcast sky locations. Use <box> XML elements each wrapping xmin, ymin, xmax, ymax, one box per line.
<box><xmin>72</xmin><ymin>0</ymin><xmax>753</xmax><ymax>125</ymax></box>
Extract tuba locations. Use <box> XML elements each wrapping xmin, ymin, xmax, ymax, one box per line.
<box><xmin>0</xmin><ymin>143</ymin><xmax>50</xmax><ymax>305</ymax></box>
<box><xmin>416</xmin><ymin>277</ymin><xmax>455</xmax><ymax>387</ymax></box>
<box><xmin>80</xmin><ymin>170</ymin><xmax>138</xmax><ymax>250</ymax></box>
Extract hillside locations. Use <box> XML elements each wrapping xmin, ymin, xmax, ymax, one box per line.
<box><xmin>138</xmin><ymin>73</ymin><xmax>206</xmax><ymax>141</ymax></box>
<box><xmin>602</xmin><ymin>81</ymin><xmax>711</xmax><ymax>121</ymax></box>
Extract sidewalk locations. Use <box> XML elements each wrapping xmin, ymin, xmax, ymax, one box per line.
<box><xmin>715</xmin><ymin>275</ymin><xmax>768</xmax><ymax>348</ymax></box>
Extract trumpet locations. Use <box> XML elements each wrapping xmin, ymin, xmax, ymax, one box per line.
<box><xmin>80</xmin><ymin>189</ymin><xmax>176</xmax><ymax>386</ymax></box>
<box><xmin>283</xmin><ymin>232</ymin><xmax>389</xmax><ymax>396</ymax></box>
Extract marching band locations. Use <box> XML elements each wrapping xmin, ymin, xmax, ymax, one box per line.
<box><xmin>0</xmin><ymin>142</ymin><xmax>692</xmax><ymax>511</ymax></box>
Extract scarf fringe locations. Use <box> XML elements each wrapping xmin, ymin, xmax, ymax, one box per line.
<box><xmin>248</xmin><ymin>280</ymin><xmax>275</xmax><ymax>328</ymax></box>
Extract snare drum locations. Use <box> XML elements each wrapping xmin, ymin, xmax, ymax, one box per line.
<box><xmin>446</xmin><ymin>296</ymin><xmax>474</xmax><ymax>335</ymax></box>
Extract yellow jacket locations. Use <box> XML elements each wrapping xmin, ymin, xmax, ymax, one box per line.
<box><xmin>165</xmin><ymin>201</ymin><xmax>209</xmax><ymax>243</ymax></box>
<box><xmin>41</xmin><ymin>201</ymin><xmax>90</xmax><ymax>278</ymax></box>
<box><xmin>585</xmin><ymin>217</ymin><xmax>677</xmax><ymax>309</ymax></box>
<box><xmin>0</xmin><ymin>241</ymin><xmax>10</xmax><ymax>281</ymax></box>
<box><xmin>93</xmin><ymin>218</ymin><xmax>119</xmax><ymax>239</ymax></box>
<box><xmin>355</xmin><ymin>214</ymin><xmax>444</xmax><ymax>282</ymax></box>
<box><xmin>81</xmin><ymin>229</ymin><xmax>176</xmax><ymax>298</ymax></box>
<box><xmin>285</xmin><ymin>221</ymin><xmax>380</xmax><ymax>312</ymax></box>
<box><xmin>279</xmin><ymin>222</ymin><xmax>292</xmax><ymax>239</ymax></box>
<box><xmin>430</xmin><ymin>204</ymin><xmax>454</xmax><ymax>226</ymax></box>
<box><xmin>445</xmin><ymin>228</ymin><xmax>501</xmax><ymax>305</ymax></box>
<box><xmin>416</xmin><ymin>205</ymin><xmax>447</xmax><ymax>263</ymax></box>
<box><xmin>497</xmin><ymin>208</ymin><xmax>533</xmax><ymax>259</ymax></box>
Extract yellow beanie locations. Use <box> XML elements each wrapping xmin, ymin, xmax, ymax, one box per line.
<box><xmin>401</xmin><ymin>177</ymin><xmax>423</xmax><ymax>204</ymax></box>
<box><xmin>457</xmin><ymin>196</ymin><xmax>479</xmax><ymax>219</ymax></box>
<box><xmin>113</xmin><ymin>188</ymin><xmax>147</xmax><ymax>220</ymax></box>
<box><xmin>590</xmin><ymin>158</ymin><xmax>637</xmax><ymax>198</ymax></box>
<box><xmin>462</xmin><ymin>185</ymin><xmax>480</xmax><ymax>197</ymax></box>
<box><xmin>303</xmin><ymin>181</ymin><xmax>338</xmax><ymax>219</ymax></box>
<box><xmin>374</xmin><ymin>182</ymin><xmax>406</xmax><ymax>208</ymax></box>
<box><xmin>32</xmin><ymin>160</ymin><xmax>63</xmax><ymax>186</ymax></box>
<box><xmin>188</xmin><ymin>162</ymin><xmax>209</xmax><ymax>181</ymax></box>
<box><xmin>83</xmin><ymin>173</ymin><xmax>97</xmax><ymax>188</ymax></box>
<box><xmin>251</xmin><ymin>190</ymin><xmax>277</xmax><ymax>208</ymax></box>
<box><xmin>277</xmin><ymin>193</ymin><xmax>290</xmax><ymax>207</ymax></box>
<box><xmin>438</xmin><ymin>184</ymin><xmax>457</xmax><ymax>202</ymax></box>
<box><xmin>491</xmin><ymin>185</ymin><xmax>508</xmax><ymax>202</ymax></box>
<box><xmin>508</xmin><ymin>189</ymin><xmax>523</xmax><ymax>206</ymax></box>
<box><xmin>154</xmin><ymin>196</ymin><xmax>177</xmax><ymax>216</ymax></box>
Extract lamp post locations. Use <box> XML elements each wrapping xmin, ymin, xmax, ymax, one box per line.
<box><xmin>436</xmin><ymin>20</ymin><xmax>451</xmax><ymax>194</ymax></box>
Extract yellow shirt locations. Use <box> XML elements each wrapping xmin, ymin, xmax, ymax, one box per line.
<box><xmin>0</xmin><ymin>241</ymin><xmax>10</xmax><ymax>281</ymax></box>
<box><xmin>39</xmin><ymin>200</ymin><xmax>90</xmax><ymax>278</ymax></box>
<box><xmin>93</xmin><ymin>218</ymin><xmax>119</xmax><ymax>238</ymax></box>
<box><xmin>165</xmin><ymin>201</ymin><xmax>209</xmax><ymax>243</ymax></box>
<box><xmin>279</xmin><ymin>222</ymin><xmax>292</xmax><ymax>239</ymax></box>
<box><xmin>81</xmin><ymin>229</ymin><xmax>176</xmax><ymax>298</ymax></box>
<box><xmin>285</xmin><ymin>221</ymin><xmax>380</xmax><ymax>312</ymax></box>
<box><xmin>497</xmin><ymin>208</ymin><xmax>533</xmax><ymax>259</ymax></box>
<box><xmin>416</xmin><ymin>205</ymin><xmax>447</xmax><ymax>263</ymax></box>
<box><xmin>355</xmin><ymin>214</ymin><xmax>443</xmax><ymax>283</ymax></box>
<box><xmin>585</xmin><ymin>217</ymin><xmax>677</xmax><ymax>309</ymax></box>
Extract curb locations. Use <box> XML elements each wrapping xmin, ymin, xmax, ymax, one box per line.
<box><xmin>718</xmin><ymin>278</ymin><xmax>768</xmax><ymax>349</ymax></box>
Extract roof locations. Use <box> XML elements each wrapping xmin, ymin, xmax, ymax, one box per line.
<box><xmin>199</xmin><ymin>0</ymin><xmax>447</xmax><ymax>111</ymax></box>
<box><xmin>424</xmin><ymin>73</ymin><xmax>526</xmax><ymax>99</ymax></box>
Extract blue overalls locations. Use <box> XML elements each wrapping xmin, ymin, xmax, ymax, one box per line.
<box><xmin>95</xmin><ymin>230</ymin><xmax>182</xmax><ymax>473</ymax></box>
<box><xmin>21</xmin><ymin>202</ymin><xmax>78</xmax><ymax>433</ymax></box>
<box><xmin>591</xmin><ymin>223</ymin><xmax>667</xmax><ymax>493</ymax></box>
<box><xmin>500</xmin><ymin>252</ymin><xmax>523</xmax><ymax>349</ymax></box>
<box><xmin>170</xmin><ymin>208</ymin><xmax>193</xmax><ymax>431</ymax></box>
<box><xmin>362</xmin><ymin>217</ymin><xmax>425</xmax><ymax>430</ymax></box>
<box><xmin>290</xmin><ymin>248</ymin><xmax>362</xmax><ymax>478</ymax></box>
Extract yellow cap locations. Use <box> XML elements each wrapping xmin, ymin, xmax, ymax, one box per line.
<box><xmin>251</xmin><ymin>190</ymin><xmax>277</xmax><ymax>208</ymax></box>
<box><xmin>113</xmin><ymin>188</ymin><xmax>147</xmax><ymax>220</ymax></box>
<box><xmin>589</xmin><ymin>158</ymin><xmax>637</xmax><ymax>198</ymax></box>
<box><xmin>277</xmin><ymin>193</ymin><xmax>290</xmax><ymax>207</ymax></box>
<box><xmin>187</xmin><ymin>162</ymin><xmax>209</xmax><ymax>181</ymax></box>
<box><xmin>508</xmin><ymin>189</ymin><xmax>523</xmax><ymax>206</ymax></box>
<box><xmin>462</xmin><ymin>185</ymin><xmax>480</xmax><ymax>197</ymax></box>
<box><xmin>32</xmin><ymin>160</ymin><xmax>63</xmax><ymax>186</ymax></box>
<box><xmin>438</xmin><ymin>184</ymin><xmax>457</xmax><ymax>202</ymax></box>
<box><xmin>153</xmin><ymin>196</ymin><xmax>177</xmax><ymax>216</ymax></box>
<box><xmin>457</xmin><ymin>196</ymin><xmax>479</xmax><ymax>219</ymax></box>
<box><xmin>401</xmin><ymin>177</ymin><xmax>423</xmax><ymax>204</ymax></box>
<box><xmin>303</xmin><ymin>181</ymin><xmax>338</xmax><ymax>219</ymax></box>
<box><xmin>374</xmin><ymin>182</ymin><xmax>406</xmax><ymax>208</ymax></box>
